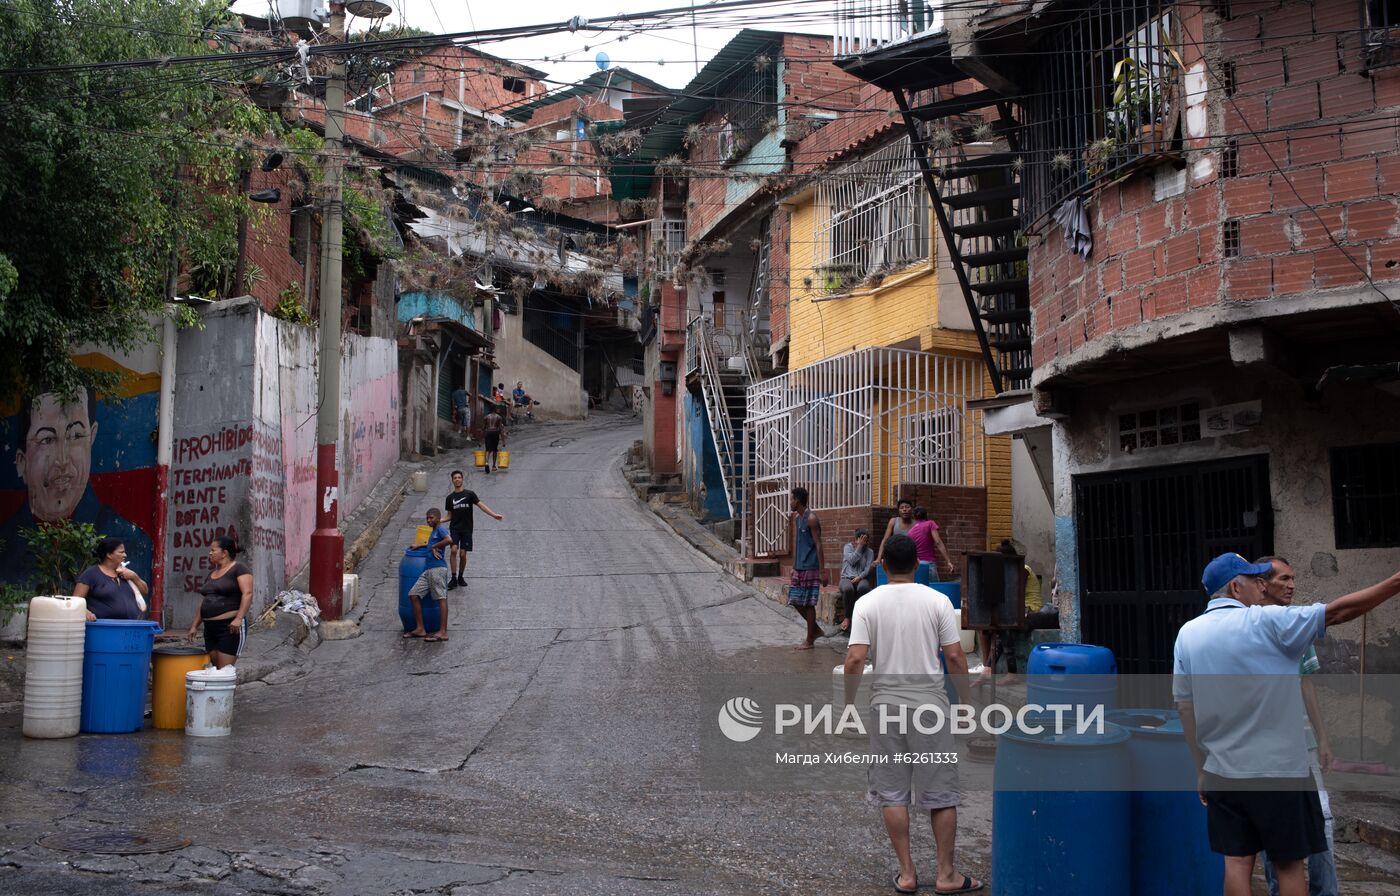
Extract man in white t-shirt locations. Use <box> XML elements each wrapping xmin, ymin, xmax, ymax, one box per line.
<box><xmin>844</xmin><ymin>534</ymin><xmax>981</xmax><ymax>895</ymax></box>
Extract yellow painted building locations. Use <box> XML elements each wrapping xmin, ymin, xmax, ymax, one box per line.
<box><xmin>780</xmin><ymin>184</ymin><xmax>1012</xmax><ymax>549</ymax></box>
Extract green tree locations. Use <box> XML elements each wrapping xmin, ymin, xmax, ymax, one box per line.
<box><xmin>0</xmin><ymin>0</ymin><xmax>265</xmax><ymax>399</ymax></box>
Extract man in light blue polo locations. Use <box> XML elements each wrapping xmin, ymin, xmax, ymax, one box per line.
<box><xmin>1174</xmin><ymin>553</ymin><xmax>1400</xmax><ymax>896</ymax></box>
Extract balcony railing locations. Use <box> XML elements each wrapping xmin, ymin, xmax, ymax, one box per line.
<box><xmin>834</xmin><ymin>0</ymin><xmax>945</xmax><ymax>58</ymax></box>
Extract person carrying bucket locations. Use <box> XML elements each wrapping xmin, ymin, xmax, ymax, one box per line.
<box><xmin>403</xmin><ymin>509</ymin><xmax>453</xmax><ymax>642</ymax></box>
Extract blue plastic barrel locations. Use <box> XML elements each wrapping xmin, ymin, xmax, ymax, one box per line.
<box><xmin>927</xmin><ymin>581</ymin><xmax>960</xmax><ymax>609</ymax></box>
<box><xmin>398</xmin><ymin>546</ymin><xmax>442</xmax><ymax>633</ymax></box>
<box><xmin>1107</xmin><ymin>709</ymin><xmax>1223</xmax><ymax>896</ymax></box>
<box><xmin>993</xmin><ymin>720</ymin><xmax>1131</xmax><ymax>896</ymax></box>
<box><xmin>80</xmin><ymin>620</ymin><xmax>160</xmax><ymax>734</ymax></box>
<box><xmin>875</xmin><ymin>560</ymin><xmax>939</xmax><ymax>587</ymax></box>
<box><xmin>1026</xmin><ymin>643</ymin><xmax>1117</xmax><ymax>714</ymax></box>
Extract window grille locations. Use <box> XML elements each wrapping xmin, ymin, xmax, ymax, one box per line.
<box><xmin>1331</xmin><ymin>442</ymin><xmax>1400</xmax><ymax>548</ymax></box>
<box><xmin>900</xmin><ymin>408</ymin><xmax>965</xmax><ymax>486</ymax></box>
<box><xmin>1118</xmin><ymin>402</ymin><xmax>1201</xmax><ymax>452</ymax></box>
<box><xmin>712</xmin><ymin>57</ymin><xmax>778</xmax><ymax>150</ymax></box>
<box><xmin>1222</xmin><ymin>220</ymin><xmax>1240</xmax><ymax>258</ymax></box>
<box><xmin>656</xmin><ymin>218</ymin><xmax>687</xmax><ymax>273</ymax></box>
<box><xmin>1021</xmin><ymin>1</ymin><xmax>1178</xmax><ymax>224</ymax></box>
<box><xmin>814</xmin><ymin>135</ymin><xmax>929</xmax><ymax>292</ymax></box>
<box><xmin>1221</xmin><ymin>139</ymin><xmax>1239</xmax><ymax>178</ymax></box>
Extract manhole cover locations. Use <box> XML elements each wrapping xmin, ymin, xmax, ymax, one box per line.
<box><xmin>549</xmin><ymin>438</ymin><xmax>573</xmax><ymax>447</ymax></box>
<box><xmin>39</xmin><ymin>831</ymin><xmax>191</xmax><ymax>855</ymax></box>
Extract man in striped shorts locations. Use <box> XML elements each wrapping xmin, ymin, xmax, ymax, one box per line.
<box><xmin>788</xmin><ymin>486</ymin><xmax>830</xmax><ymax>650</ymax></box>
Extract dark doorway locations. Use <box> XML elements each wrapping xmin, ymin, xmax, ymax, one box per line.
<box><xmin>1075</xmin><ymin>455</ymin><xmax>1272</xmax><ymax>703</ymax></box>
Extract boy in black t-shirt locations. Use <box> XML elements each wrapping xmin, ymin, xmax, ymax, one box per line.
<box><xmin>444</xmin><ymin>469</ymin><xmax>504</xmax><ymax>589</ymax></box>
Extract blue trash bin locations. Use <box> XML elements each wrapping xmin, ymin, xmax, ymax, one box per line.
<box><xmin>1107</xmin><ymin>709</ymin><xmax>1224</xmax><ymax>896</ymax></box>
<box><xmin>1026</xmin><ymin>643</ymin><xmax>1117</xmax><ymax>715</ymax></box>
<box><xmin>399</xmin><ymin>546</ymin><xmax>442</xmax><ymax>633</ymax></box>
<box><xmin>80</xmin><ymin>620</ymin><xmax>161</xmax><ymax>734</ymax></box>
<box><xmin>993</xmin><ymin>720</ymin><xmax>1132</xmax><ymax>896</ymax></box>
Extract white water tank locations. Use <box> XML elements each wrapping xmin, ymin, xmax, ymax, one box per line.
<box><xmin>277</xmin><ymin>0</ymin><xmax>327</xmax><ymax>36</ymax></box>
<box><xmin>22</xmin><ymin>596</ymin><xmax>86</xmax><ymax>739</ymax></box>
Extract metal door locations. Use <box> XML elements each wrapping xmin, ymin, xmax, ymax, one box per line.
<box><xmin>1075</xmin><ymin>455</ymin><xmax>1272</xmax><ymax>697</ymax></box>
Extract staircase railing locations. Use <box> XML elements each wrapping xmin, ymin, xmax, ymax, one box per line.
<box><xmin>694</xmin><ymin>317</ymin><xmax>743</xmax><ymax>518</ymax></box>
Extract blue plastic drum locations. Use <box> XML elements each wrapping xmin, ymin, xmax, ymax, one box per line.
<box><xmin>1107</xmin><ymin>709</ymin><xmax>1224</xmax><ymax>896</ymax></box>
<box><xmin>993</xmin><ymin>720</ymin><xmax>1132</xmax><ymax>896</ymax></box>
<box><xmin>875</xmin><ymin>560</ymin><xmax>938</xmax><ymax>586</ymax></box>
<box><xmin>398</xmin><ymin>546</ymin><xmax>442</xmax><ymax>633</ymax></box>
<box><xmin>1026</xmin><ymin>643</ymin><xmax>1117</xmax><ymax>715</ymax></box>
<box><xmin>80</xmin><ymin>620</ymin><xmax>161</xmax><ymax>733</ymax></box>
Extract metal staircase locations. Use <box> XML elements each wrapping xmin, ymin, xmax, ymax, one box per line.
<box><xmin>892</xmin><ymin>87</ymin><xmax>1032</xmax><ymax>393</ymax></box>
<box><xmin>692</xmin><ymin>315</ymin><xmax>763</xmax><ymax>519</ymax></box>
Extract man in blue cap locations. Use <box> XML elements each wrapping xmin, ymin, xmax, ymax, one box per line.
<box><xmin>1174</xmin><ymin>552</ymin><xmax>1400</xmax><ymax>896</ymax></box>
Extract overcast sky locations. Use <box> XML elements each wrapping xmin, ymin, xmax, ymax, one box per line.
<box><xmin>234</xmin><ymin>0</ymin><xmax>835</xmax><ymax>91</ymax></box>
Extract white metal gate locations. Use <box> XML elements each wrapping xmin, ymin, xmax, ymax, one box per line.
<box><xmin>743</xmin><ymin>347</ymin><xmax>986</xmax><ymax>558</ymax></box>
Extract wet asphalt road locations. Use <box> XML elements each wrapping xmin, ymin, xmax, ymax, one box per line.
<box><xmin>0</xmin><ymin>413</ymin><xmax>992</xmax><ymax>895</ymax></box>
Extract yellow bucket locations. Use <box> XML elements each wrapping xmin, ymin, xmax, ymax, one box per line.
<box><xmin>474</xmin><ymin>449</ymin><xmax>487</xmax><ymax>468</ymax></box>
<box><xmin>414</xmin><ymin>524</ymin><xmax>432</xmax><ymax>546</ymax></box>
<box><xmin>497</xmin><ymin>450</ymin><xmax>510</xmax><ymax>470</ymax></box>
<box><xmin>151</xmin><ymin>646</ymin><xmax>209</xmax><ymax>730</ymax></box>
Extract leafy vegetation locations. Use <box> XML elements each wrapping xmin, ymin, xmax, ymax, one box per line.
<box><xmin>0</xmin><ymin>0</ymin><xmax>269</xmax><ymax>401</ymax></box>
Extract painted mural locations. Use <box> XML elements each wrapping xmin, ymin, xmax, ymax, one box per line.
<box><xmin>0</xmin><ymin>349</ymin><xmax>161</xmax><ymax>586</ymax></box>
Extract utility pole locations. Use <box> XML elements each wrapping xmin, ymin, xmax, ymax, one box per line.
<box><xmin>309</xmin><ymin>1</ymin><xmax>346</xmax><ymax>620</ymax></box>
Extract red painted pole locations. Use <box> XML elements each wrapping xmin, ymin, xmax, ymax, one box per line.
<box><xmin>309</xmin><ymin>443</ymin><xmax>343</xmax><ymax>619</ymax></box>
<box><xmin>308</xmin><ymin>1</ymin><xmax>346</xmax><ymax>621</ymax></box>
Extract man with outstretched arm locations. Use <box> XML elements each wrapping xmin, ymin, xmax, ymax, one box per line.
<box><xmin>1174</xmin><ymin>553</ymin><xmax>1400</xmax><ymax>896</ymax></box>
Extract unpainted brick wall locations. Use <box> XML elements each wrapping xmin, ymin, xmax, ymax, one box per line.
<box><xmin>1030</xmin><ymin>1</ymin><xmax>1400</xmax><ymax>371</ymax></box>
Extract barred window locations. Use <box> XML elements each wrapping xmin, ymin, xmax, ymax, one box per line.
<box><xmin>1331</xmin><ymin>442</ymin><xmax>1400</xmax><ymax>548</ymax></box>
<box><xmin>814</xmin><ymin>135</ymin><xmax>929</xmax><ymax>293</ymax></box>
<box><xmin>1021</xmin><ymin>1</ymin><xmax>1180</xmax><ymax>223</ymax></box>
<box><xmin>900</xmin><ymin>407</ymin><xmax>965</xmax><ymax>486</ymax></box>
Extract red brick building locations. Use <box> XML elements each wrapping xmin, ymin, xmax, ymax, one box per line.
<box><xmin>835</xmin><ymin>0</ymin><xmax>1400</xmax><ymax>679</ymax></box>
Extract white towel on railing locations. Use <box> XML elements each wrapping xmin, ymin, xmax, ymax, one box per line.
<box><xmin>1053</xmin><ymin>198</ymin><xmax>1093</xmax><ymax>259</ymax></box>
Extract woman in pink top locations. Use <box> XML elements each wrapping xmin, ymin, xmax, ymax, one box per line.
<box><xmin>908</xmin><ymin>506</ymin><xmax>955</xmax><ymax>577</ymax></box>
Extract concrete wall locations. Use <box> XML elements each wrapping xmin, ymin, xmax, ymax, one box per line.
<box><xmin>1011</xmin><ymin>431</ymin><xmax>1056</xmax><ymax>582</ymax></box>
<box><xmin>166</xmin><ymin>299</ymin><xmax>398</xmax><ymax>625</ymax></box>
<box><xmin>1049</xmin><ymin>361</ymin><xmax>1400</xmax><ymax>669</ymax></box>
<box><xmin>493</xmin><ymin>310</ymin><xmax>586</xmax><ymax>419</ymax></box>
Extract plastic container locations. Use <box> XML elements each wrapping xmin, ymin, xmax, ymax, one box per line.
<box><xmin>474</xmin><ymin>449</ymin><xmax>487</xmax><ymax>468</ymax></box>
<box><xmin>398</xmin><ymin>546</ymin><xmax>442</xmax><ymax>633</ymax></box>
<box><xmin>414</xmin><ymin>525</ymin><xmax>432</xmax><ymax>546</ymax></box>
<box><xmin>185</xmin><ymin>666</ymin><xmax>237</xmax><ymax>737</ymax></box>
<box><xmin>497</xmin><ymin>449</ymin><xmax>510</xmax><ymax>470</ymax></box>
<box><xmin>411</xmin><ymin>470</ymin><xmax>428</xmax><ymax>493</ymax></box>
<box><xmin>22</xmin><ymin>596</ymin><xmax>87</xmax><ymax>739</ymax></box>
<box><xmin>151</xmin><ymin>646</ymin><xmax>209</xmax><ymax>730</ymax></box>
<box><xmin>993</xmin><ymin>720</ymin><xmax>1131</xmax><ymax>896</ymax></box>
<box><xmin>1026</xmin><ymin>643</ymin><xmax>1117</xmax><ymax>714</ymax></box>
<box><xmin>80</xmin><ymin>619</ymin><xmax>161</xmax><ymax>734</ymax></box>
<box><xmin>875</xmin><ymin>560</ymin><xmax>940</xmax><ymax>587</ymax></box>
<box><xmin>928</xmin><ymin>581</ymin><xmax>960</xmax><ymax>609</ymax></box>
<box><xmin>1107</xmin><ymin>709</ymin><xmax>1224</xmax><ymax>896</ymax></box>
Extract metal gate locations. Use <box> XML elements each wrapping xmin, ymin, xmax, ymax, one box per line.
<box><xmin>1075</xmin><ymin>455</ymin><xmax>1272</xmax><ymax>696</ymax></box>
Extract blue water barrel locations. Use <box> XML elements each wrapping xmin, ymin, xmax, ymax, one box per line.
<box><xmin>927</xmin><ymin>581</ymin><xmax>960</xmax><ymax>609</ymax></box>
<box><xmin>993</xmin><ymin>720</ymin><xmax>1132</xmax><ymax>896</ymax></box>
<box><xmin>875</xmin><ymin>560</ymin><xmax>939</xmax><ymax>587</ymax></box>
<box><xmin>80</xmin><ymin>620</ymin><xmax>161</xmax><ymax>733</ymax></box>
<box><xmin>398</xmin><ymin>546</ymin><xmax>442</xmax><ymax>633</ymax></box>
<box><xmin>1107</xmin><ymin>710</ymin><xmax>1223</xmax><ymax>896</ymax></box>
<box><xmin>1026</xmin><ymin>643</ymin><xmax>1117</xmax><ymax>714</ymax></box>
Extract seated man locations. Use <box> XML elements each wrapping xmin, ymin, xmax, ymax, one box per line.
<box><xmin>512</xmin><ymin>381</ymin><xmax>529</xmax><ymax>406</ymax></box>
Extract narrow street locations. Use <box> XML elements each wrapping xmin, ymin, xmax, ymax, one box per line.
<box><xmin>0</xmin><ymin>413</ymin><xmax>991</xmax><ymax>895</ymax></box>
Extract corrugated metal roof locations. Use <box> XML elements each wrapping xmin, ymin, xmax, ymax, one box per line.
<box><xmin>502</xmin><ymin>68</ymin><xmax>675</xmax><ymax>122</ymax></box>
<box><xmin>606</xmin><ymin>29</ymin><xmax>792</xmax><ymax>201</ymax></box>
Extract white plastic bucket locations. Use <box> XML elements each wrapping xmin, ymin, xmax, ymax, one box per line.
<box><xmin>23</xmin><ymin>596</ymin><xmax>87</xmax><ymax>739</ymax></box>
<box><xmin>185</xmin><ymin>666</ymin><xmax>237</xmax><ymax>737</ymax></box>
<box><xmin>832</xmin><ymin>662</ymin><xmax>874</xmax><ymax>739</ymax></box>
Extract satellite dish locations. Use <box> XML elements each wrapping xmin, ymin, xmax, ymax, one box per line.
<box><xmin>596</xmin><ymin>52</ymin><xmax>610</xmax><ymax>71</ymax></box>
<box><xmin>345</xmin><ymin>0</ymin><xmax>393</xmax><ymax>19</ymax></box>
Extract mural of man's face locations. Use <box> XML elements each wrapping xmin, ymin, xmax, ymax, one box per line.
<box><xmin>15</xmin><ymin>393</ymin><xmax>96</xmax><ymax>521</ymax></box>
